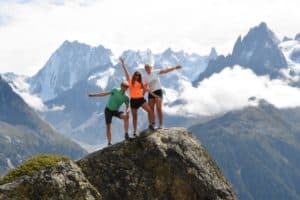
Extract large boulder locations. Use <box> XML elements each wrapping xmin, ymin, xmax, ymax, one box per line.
<box><xmin>78</xmin><ymin>128</ymin><xmax>236</xmax><ymax>200</ymax></box>
<box><xmin>0</xmin><ymin>160</ymin><xmax>101</xmax><ymax>200</ymax></box>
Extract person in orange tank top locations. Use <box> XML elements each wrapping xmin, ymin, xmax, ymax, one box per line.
<box><xmin>119</xmin><ymin>57</ymin><xmax>155</xmax><ymax>136</ymax></box>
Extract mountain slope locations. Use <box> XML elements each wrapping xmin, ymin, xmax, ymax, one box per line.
<box><xmin>29</xmin><ymin>40</ymin><xmax>113</xmax><ymax>101</ymax></box>
<box><xmin>195</xmin><ymin>22</ymin><xmax>288</xmax><ymax>84</ymax></box>
<box><xmin>0</xmin><ymin>77</ymin><xmax>87</xmax><ymax>174</ymax></box>
<box><xmin>189</xmin><ymin>101</ymin><xmax>300</xmax><ymax>200</ymax></box>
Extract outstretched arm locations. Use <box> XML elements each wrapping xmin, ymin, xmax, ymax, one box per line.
<box><xmin>88</xmin><ymin>92</ymin><xmax>111</xmax><ymax>97</ymax></box>
<box><xmin>159</xmin><ymin>65</ymin><xmax>182</xmax><ymax>74</ymax></box>
<box><xmin>119</xmin><ymin>57</ymin><xmax>130</xmax><ymax>81</ymax></box>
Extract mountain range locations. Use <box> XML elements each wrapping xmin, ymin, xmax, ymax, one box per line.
<box><xmin>0</xmin><ymin>76</ymin><xmax>86</xmax><ymax>175</ymax></box>
<box><xmin>190</xmin><ymin>101</ymin><xmax>300</xmax><ymax>200</ymax></box>
<box><xmin>194</xmin><ymin>22</ymin><xmax>291</xmax><ymax>84</ymax></box>
<box><xmin>1</xmin><ymin>21</ymin><xmax>300</xmax><ymax>200</ymax></box>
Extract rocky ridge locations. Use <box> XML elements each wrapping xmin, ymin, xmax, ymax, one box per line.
<box><xmin>0</xmin><ymin>128</ymin><xmax>236</xmax><ymax>200</ymax></box>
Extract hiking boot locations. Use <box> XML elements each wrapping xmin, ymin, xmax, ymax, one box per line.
<box><xmin>125</xmin><ymin>133</ymin><xmax>130</xmax><ymax>141</ymax></box>
<box><xmin>148</xmin><ymin>124</ymin><xmax>155</xmax><ymax>131</ymax></box>
<box><xmin>133</xmin><ymin>131</ymin><xmax>137</xmax><ymax>137</ymax></box>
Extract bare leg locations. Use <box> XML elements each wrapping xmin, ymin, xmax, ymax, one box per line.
<box><xmin>141</xmin><ymin>102</ymin><xmax>154</xmax><ymax>125</ymax></box>
<box><xmin>131</xmin><ymin>109</ymin><xmax>138</xmax><ymax>134</ymax></box>
<box><xmin>106</xmin><ymin>123</ymin><xmax>112</xmax><ymax>144</ymax></box>
<box><xmin>148</xmin><ymin>98</ymin><xmax>155</xmax><ymax>124</ymax></box>
<box><xmin>155</xmin><ymin>97</ymin><xmax>163</xmax><ymax>127</ymax></box>
<box><xmin>120</xmin><ymin>113</ymin><xmax>129</xmax><ymax>134</ymax></box>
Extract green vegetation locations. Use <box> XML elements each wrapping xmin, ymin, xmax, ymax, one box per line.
<box><xmin>0</xmin><ymin>154</ymin><xmax>69</xmax><ymax>184</ymax></box>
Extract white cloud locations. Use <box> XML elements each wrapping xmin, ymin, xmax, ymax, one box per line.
<box><xmin>1</xmin><ymin>0</ymin><xmax>300</xmax><ymax>76</ymax></box>
<box><xmin>165</xmin><ymin>66</ymin><xmax>300</xmax><ymax>116</ymax></box>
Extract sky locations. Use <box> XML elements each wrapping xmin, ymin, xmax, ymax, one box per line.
<box><xmin>0</xmin><ymin>0</ymin><xmax>300</xmax><ymax>76</ymax></box>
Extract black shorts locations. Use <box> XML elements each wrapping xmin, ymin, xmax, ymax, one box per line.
<box><xmin>148</xmin><ymin>89</ymin><xmax>163</xmax><ymax>100</ymax></box>
<box><xmin>104</xmin><ymin>107</ymin><xmax>123</xmax><ymax>124</ymax></box>
<box><xmin>130</xmin><ymin>98</ymin><xmax>146</xmax><ymax>109</ymax></box>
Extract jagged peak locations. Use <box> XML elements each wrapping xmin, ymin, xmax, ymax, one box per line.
<box><xmin>208</xmin><ymin>47</ymin><xmax>218</xmax><ymax>60</ymax></box>
<box><xmin>59</xmin><ymin>40</ymin><xmax>91</xmax><ymax>50</ymax></box>
<box><xmin>232</xmin><ymin>35</ymin><xmax>242</xmax><ymax>54</ymax></box>
<box><xmin>258</xmin><ymin>22</ymin><xmax>268</xmax><ymax>30</ymax></box>
<box><xmin>283</xmin><ymin>36</ymin><xmax>293</xmax><ymax>42</ymax></box>
<box><xmin>162</xmin><ymin>47</ymin><xmax>175</xmax><ymax>55</ymax></box>
<box><xmin>246</xmin><ymin>22</ymin><xmax>279</xmax><ymax>44</ymax></box>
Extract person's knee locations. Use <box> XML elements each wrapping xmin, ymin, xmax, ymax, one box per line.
<box><xmin>124</xmin><ymin>114</ymin><xmax>129</xmax><ymax>121</ymax></box>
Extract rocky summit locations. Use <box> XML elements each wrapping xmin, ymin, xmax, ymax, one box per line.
<box><xmin>0</xmin><ymin>128</ymin><xmax>236</xmax><ymax>200</ymax></box>
<box><xmin>78</xmin><ymin>128</ymin><xmax>236</xmax><ymax>200</ymax></box>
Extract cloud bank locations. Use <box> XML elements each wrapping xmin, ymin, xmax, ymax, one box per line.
<box><xmin>1</xmin><ymin>0</ymin><xmax>300</xmax><ymax>75</ymax></box>
<box><xmin>165</xmin><ymin>66</ymin><xmax>300</xmax><ymax>116</ymax></box>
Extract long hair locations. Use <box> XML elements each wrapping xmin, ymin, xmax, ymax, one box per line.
<box><xmin>132</xmin><ymin>71</ymin><xmax>144</xmax><ymax>90</ymax></box>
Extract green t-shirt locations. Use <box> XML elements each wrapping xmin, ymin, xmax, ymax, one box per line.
<box><xmin>106</xmin><ymin>88</ymin><xmax>129</xmax><ymax>111</ymax></box>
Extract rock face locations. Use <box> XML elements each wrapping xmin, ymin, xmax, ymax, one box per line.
<box><xmin>78</xmin><ymin>128</ymin><xmax>236</xmax><ymax>200</ymax></box>
<box><xmin>0</xmin><ymin>128</ymin><xmax>236</xmax><ymax>200</ymax></box>
<box><xmin>0</xmin><ymin>160</ymin><xmax>101</xmax><ymax>200</ymax></box>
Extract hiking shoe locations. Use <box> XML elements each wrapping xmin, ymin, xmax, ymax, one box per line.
<box><xmin>148</xmin><ymin>124</ymin><xmax>155</xmax><ymax>131</ymax></box>
<box><xmin>133</xmin><ymin>131</ymin><xmax>137</xmax><ymax>137</ymax></box>
<box><xmin>125</xmin><ymin>133</ymin><xmax>130</xmax><ymax>141</ymax></box>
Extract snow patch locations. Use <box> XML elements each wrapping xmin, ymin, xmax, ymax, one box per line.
<box><xmin>4</xmin><ymin>135</ymin><xmax>11</xmax><ymax>143</ymax></box>
<box><xmin>88</xmin><ymin>68</ymin><xmax>115</xmax><ymax>89</ymax></box>
<box><xmin>6</xmin><ymin>158</ymin><xmax>15</xmax><ymax>169</ymax></box>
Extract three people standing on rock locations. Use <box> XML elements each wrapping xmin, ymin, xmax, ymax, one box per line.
<box><xmin>89</xmin><ymin>56</ymin><xmax>182</xmax><ymax>145</ymax></box>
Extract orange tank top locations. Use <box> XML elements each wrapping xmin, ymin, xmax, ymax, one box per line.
<box><xmin>128</xmin><ymin>78</ymin><xmax>144</xmax><ymax>98</ymax></box>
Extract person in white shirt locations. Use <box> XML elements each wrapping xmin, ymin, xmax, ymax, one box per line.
<box><xmin>144</xmin><ymin>64</ymin><xmax>182</xmax><ymax>129</ymax></box>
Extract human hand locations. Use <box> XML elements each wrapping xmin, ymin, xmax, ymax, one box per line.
<box><xmin>119</xmin><ymin>57</ymin><xmax>124</xmax><ymax>64</ymax></box>
<box><xmin>175</xmin><ymin>65</ymin><xmax>182</xmax><ymax>70</ymax></box>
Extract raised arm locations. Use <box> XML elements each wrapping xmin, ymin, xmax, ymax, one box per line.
<box><xmin>159</xmin><ymin>65</ymin><xmax>182</xmax><ymax>74</ymax></box>
<box><xmin>119</xmin><ymin>57</ymin><xmax>130</xmax><ymax>81</ymax></box>
<box><xmin>88</xmin><ymin>91</ymin><xmax>111</xmax><ymax>97</ymax></box>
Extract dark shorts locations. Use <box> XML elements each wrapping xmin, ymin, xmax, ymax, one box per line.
<box><xmin>130</xmin><ymin>98</ymin><xmax>146</xmax><ymax>109</ymax></box>
<box><xmin>148</xmin><ymin>89</ymin><xmax>163</xmax><ymax>100</ymax></box>
<box><xmin>104</xmin><ymin>107</ymin><xmax>123</xmax><ymax>124</ymax></box>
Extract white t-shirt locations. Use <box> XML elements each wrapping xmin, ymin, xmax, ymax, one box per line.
<box><xmin>144</xmin><ymin>70</ymin><xmax>162</xmax><ymax>92</ymax></box>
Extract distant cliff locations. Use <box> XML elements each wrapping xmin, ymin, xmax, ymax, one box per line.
<box><xmin>0</xmin><ymin>128</ymin><xmax>236</xmax><ymax>200</ymax></box>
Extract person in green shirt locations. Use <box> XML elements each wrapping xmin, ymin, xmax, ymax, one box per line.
<box><xmin>88</xmin><ymin>81</ymin><xmax>130</xmax><ymax>146</ymax></box>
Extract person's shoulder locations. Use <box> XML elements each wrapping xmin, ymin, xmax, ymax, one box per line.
<box><xmin>111</xmin><ymin>87</ymin><xmax>120</xmax><ymax>93</ymax></box>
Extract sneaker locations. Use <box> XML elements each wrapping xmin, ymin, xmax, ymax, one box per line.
<box><xmin>125</xmin><ymin>133</ymin><xmax>130</xmax><ymax>141</ymax></box>
<box><xmin>133</xmin><ymin>131</ymin><xmax>137</xmax><ymax>137</ymax></box>
<box><xmin>158</xmin><ymin>125</ymin><xmax>163</xmax><ymax>129</ymax></box>
<box><xmin>108</xmin><ymin>142</ymin><xmax>112</xmax><ymax>146</ymax></box>
<box><xmin>148</xmin><ymin>124</ymin><xmax>155</xmax><ymax>131</ymax></box>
